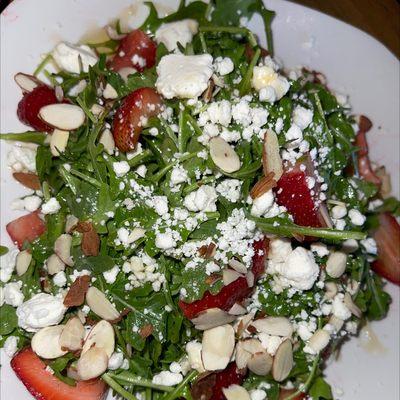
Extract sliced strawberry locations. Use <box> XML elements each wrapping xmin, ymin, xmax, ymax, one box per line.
<box><xmin>17</xmin><ymin>85</ymin><xmax>60</xmax><ymax>132</ymax></box>
<box><xmin>179</xmin><ymin>239</ymin><xmax>268</xmax><ymax>320</ymax></box>
<box><xmin>372</xmin><ymin>212</ymin><xmax>400</xmax><ymax>285</ymax></box>
<box><xmin>6</xmin><ymin>211</ymin><xmax>46</xmax><ymax>249</ymax></box>
<box><xmin>190</xmin><ymin>362</ymin><xmax>246</xmax><ymax>400</ymax></box>
<box><xmin>109</xmin><ymin>30</ymin><xmax>156</xmax><ymax>72</ymax></box>
<box><xmin>11</xmin><ymin>347</ymin><xmax>108</xmax><ymax>400</ymax></box>
<box><xmin>112</xmin><ymin>87</ymin><xmax>163</xmax><ymax>152</ymax></box>
<box><xmin>275</xmin><ymin>156</ymin><xmax>327</xmax><ymax>228</ymax></box>
<box><xmin>279</xmin><ymin>389</ymin><xmax>306</xmax><ymax>399</ymax></box>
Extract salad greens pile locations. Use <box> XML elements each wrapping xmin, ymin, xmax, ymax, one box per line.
<box><xmin>1</xmin><ymin>1</ymin><xmax>397</xmax><ymax>400</ymax></box>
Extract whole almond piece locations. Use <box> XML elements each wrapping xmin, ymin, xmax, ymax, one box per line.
<box><xmin>60</xmin><ymin>317</ymin><xmax>85</xmax><ymax>351</ymax></box>
<box><xmin>85</xmin><ymin>286</ymin><xmax>120</xmax><ymax>321</ymax></box>
<box><xmin>39</xmin><ymin>103</ymin><xmax>85</xmax><ymax>130</ymax></box>
<box><xmin>191</xmin><ymin>307</ymin><xmax>236</xmax><ymax>331</ymax></box>
<box><xmin>13</xmin><ymin>172</ymin><xmax>41</xmax><ymax>190</ymax></box>
<box><xmin>272</xmin><ymin>339</ymin><xmax>293</xmax><ymax>382</ymax></box>
<box><xmin>32</xmin><ymin>325</ymin><xmax>67</xmax><ymax>359</ymax></box>
<box><xmin>82</xmin><ymin>319</ymin><xmax>115</xmax><ymax>357</ymax></box>
<box><xmin>77</xmin><ymin>347</ymin><xmax>108</xmax><ymax>380</ymax></box>
<box><xmin>209</xmin><ymin>137</ymin><xmax>241</xmax><ymax>173</ymax></box>
<box><xmin>16</xmin><ymin>250</ymin><xmax>32</xmax><ymax>276</ymax></box>
<box><xmin>263</xmin><ymin>129</ymin><xmax>283</xmax><ymax>180</ymax></box>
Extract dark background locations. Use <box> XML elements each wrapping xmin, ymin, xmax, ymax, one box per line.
<box><xmin>1</xmin><ymin>0</ymin><xmax>399</xmax><ymax>57</ymax></box>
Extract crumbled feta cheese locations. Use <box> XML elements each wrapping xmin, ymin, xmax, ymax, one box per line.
<box><xmin>53</xmin><ymin>42</ymin><xmax>98</xmax><ymax>74</ymax></box>
<box><xmin>153</xmin><ymin>196</ymin><xmax>169</xmax><ymax>216</ymax></box>
<box><xmin>348</xmin><ymin>209</ymin><xmax>366</xmax><ymax>226</ymax></box>
<box><xmin>103</xmin><ymin>266</ymin><xmax>120</xmax><ymax>284</ymax></box>
<box><xmin>268</xmin><ymin>237</ymin><xmax>292</xmax><ymax>263</ymax></box>
<box><xmin>7</xmin><ymin>145</ymin><xmax>37</xmax><ymax>172</ymax></box>
<box><xmin>3</xmin><ymin>336</ymin><xmax>18</xmax><ymax>358</ymax></box>
<box><xmin>342</xmin><ymin>239</ymin><xmax>359</xmax><ymax>253</ymax></box>
<box><xmin>135</xmin><ymin>165</ymin><xmax>147</xmax><ymax>178</ymax></box>
<box><xmin>250</xmin><ymin>389</ymin><xmax>267</xmax><ymax>400</ymax></box>
<box><xmin>331</xmin><ymin>204</ymin><xmax>347</xmax><ymax>219</ymax></box>
<box><xmin>310</xmin><ymin>242</ymin><xmax>330</xmax><ymax>258</ymax></box>
<box><xmin>16</xmin><ymin>293</ymin><xmax>66</xmax><ymax>332</ymax></box>
<box><xmin>41</xmin><ymin>198</ymin><xmax>61</xmax><ymax>214</ymax></box>
<box><xmin>251</xmin><ymin>65</ymin><xmax>289</xmax><ymax>100</ymax></box>
<box><xmin>360</xmin><ymin>238</ymin><xmax>377</xmax><ymax>254</ymax></box>
<box><xmin>22</xmin><ymin>195</ymin><xmax>42</xmax><ymax>212</ymax></box>
<box><xmin>259</xmin><ymin>86</ymin><xmax>276</xmax><ymax>103</ymax></box>
<box><xmin>155</xmin><ymin>232</ymin><xmax>176</xmax><ymax>250</ymax></box>
<box><xmin>285</xmin><ymin>124</ymin><xmax>303</xmax><ymax>148</ymax></box>
<box><xmin>296</xmin><ymin>320</ymin><xmax>316</xmax><ymax>341</ymax></box>
<box><xmin>108</xmin><ymin>351</ymin><xmax>124</xmax><ymax>370</ymax></box>
<box><xmin>53</xmin><ymin>271</ymin><xmax>67</xmax><ymax>287</ymax></box>
<box><xmin>155</xmin><ymin>19</ymin><xmax>199</xmax><ymax>52</ymax></box>
<box><xmin>4</xmin><ymin>281</ymin><xmax>24</xmax><ymax>307</ymax></box>
<box><xmin>332</xmin><ymin>293</ymin><xmax>351</xmax><ymax>320</ymax></box>
<box><xmin>113</xmin><ymin>161</ymin><xmax>130</xmax><ymax>177</ymax></box>
<box><xmin>292</xmin><ymin>106</ymin><xmax>313</xmax><ymax>129</ymax></box>
<box><xmin>214</xmin><ymin>56</ymin><xmax>234</xmax><ymax>75</ymax></box>
<box><xmin>184</xmin><ymin>185</ymin><xmax>218</xmax><ymax>212</ymax></box>
<box><xmin>152</xmin><ymin>371</ymin><xmax>183</xmax><ymax>386</ymax></box>
<box><xmin>185</xmin><ymin>341</ymin><xmax>205</xmax><ymax>372</ymax></box>
<box><xmin>0</xmin><ymin>246</ymin><xmax>18</xmax><ymax>283</ymax></box>
<box><xmin>170</xmin><ymin>165</ymin><xmax>188</xmax><ymax>185</ymax></box>
<box><xmin>258</xmin><ymin>333</ymin><xmax>283</xmax><ymax>355</ymax></box>
<box><xmin>103</xmin><ymin>83</ymin><xmax>118</xmax><ymax>99</ymax></box>
<box><xmin>156</xmin><ymin>54</ymin><xmax>213</xmax><ymax>99</ymax></box>
<box><xmin>216</xmin><ymin>179</ymin><xmax>242</xmax><ymax>203</ymax></box>
<box><xmin>250</xmin><ymin>190</ymin><xmax>275</xmax><ymax>217</ymax></box>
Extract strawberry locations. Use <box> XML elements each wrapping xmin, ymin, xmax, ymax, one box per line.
<box><xmin>109</xmin><ymin>30</ymin><xmax>156</xmax><ymax>72</ymax></box>
<box><xmin>275</xmin><ymin>156</ymin><xmax>328</xmax><ymax>228</ymax></box>
<box><xmin>6</xmin><ymin>211</ymin><xmax>46</xmax><ymax>249</ymax></box>
<box><xmin>11</xmin><ymin>347</ymin><xmax>108</xmax><ymax>400</ymax></box>
<box><xmin>279</xmin><ymin>389</ymin><xmax>306</xmax><ymax>399</ymax></box>
<box><xmin>179</xmin><ymin>239</ymin><xmax>268</xmax><ymax>320</ymax></box>
<box><xmin>190</xmin><ymin>362</ymin><xmax>246</xmax><ymax>400</ymax></box>
<box><xmin>112</xmin><ymin>87</ymin><xmax>163</xmax><ymax>152</ymax></box>
<box><xmin>17</xmin><ymin>85</ymin><xmax>60</xmax><ymax>132</ymax></box>
<box><xmin>372</xmin><ymin>212</ymin><xmax>400</xmax><ymax>285</ymax></box>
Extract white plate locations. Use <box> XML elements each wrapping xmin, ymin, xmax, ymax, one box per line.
<box><xmin>1</xmin><ymin>1</ymin><xmax>399</xmax><ymax>399</ymax></box>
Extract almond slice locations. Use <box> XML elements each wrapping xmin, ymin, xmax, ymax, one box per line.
<box><xmin>209</xmin><ymin>137</ymin><xmax>241</xmax><ymax>173</ymax></box>
<box><xmin>328</xmin><ymin>315</ymin><xmax>344</xmax><ymax>333</ymax></box>
<box><xmin>248</xmin><ymin>351</ymin><xmax>273</xmax><ymax>376</ymax></box>
<box><xmin>31</xmin><ymin>325</ymin><xmax>67</xmax><ymax>359</ymax></box>
<box><xmin>344</xmin><ymin>292</ymin><xmax>362</xmax><ymax>318</ymax></box>
<box><xmin>246</xmin><ymin>271</ymin><xmax>254</xmax><ymax>287</ymax></box>
<box><xmin>39</xmin><ymin>103</ymin><xmax>85</xmax><ymax>130</ymax></box>
<box><xmin>191</xmin><ymin>307</ymin><xmax>236</xmax><ymax>331</ymax></box>
<box><xmin>235</xmin><ymin>312</ymin><xmax>255</xmax><ymax>337</ymax></box>
<box><xmin>50</xmin><ymin>129</ymin><xmax>70</xmax><ymax>156</ymax></box>
<box><xmin>16</xmin><ymin>250</ymin><xmax>32</xmax><ymax>276</ymax></box>
<box><xmin>14</xmin><ymin>72</ymin><xmax>41</xmax><ymax>93</ymax></box>
<box><xmin>228</xmin><ymin>303</ymin><xmax>247</xmax><ymax>316</ymax></box>
<box><xmin>250</xmin><ymin>172</ymin><xmax>277</xmax><ymax>199</ymax></box>
<box><xmin>202</xmin><ymin>324</ymin><xmax>235</xmax><ymax>371</ymax></box>
<box><xmin>326</xmin><ymin>251</ymin><xmax>347</xmax><ymax>278</ymax></box>
<box><xmin>46</xmin><ymin>254</ymin><xmax>66</xmax><ymax>275</ymax></box>
<box><xmin>235</xmin><ymin>342</ymin><xmax>252</xmax><ymax>369</ymax></box>
<box><xmin>85</xmin><ymin>286</ymin><xmax>120</xmax><ymax>321</ymax></box>
<box><xmin>228</xmin><ymin>259</ymin><xmax>247</xmax><ymax>274</ymax></box>
<box><xmin>103</xmin><ymin>83</ymin><xmax>118</xmax><ymax>100</ymax></box>
<box><xmin>251</xmin><ymin>317</ymin><xmax>293</xmax><ymax>337</ymax></box>
<box><xmin>77</xmin><ymin>347</ymin><xmax>108</xmax><ymax>380</ymax></box>
<box><xmin>307</xmin><ymin>329</ymin><xmax>330</xmax><ymax>353</ymax></box>
<box><xmin>324</xmin><ymin>282</ymin><xmax>338</xmax><ymax>300</ymax></box>
<box><xmin>54</xmin><ymin>234</ymin><xmax>74</xmax><ymax>266</ymax></box>
<box><xmin>60</xmin><ymin>317</ymin><xmax>85</xmax><ymax>351</ymax></box>
<box><xmin>64</xmin><ymin>275</ymin><xmax>91</xmax><ymax>307</ymax></box>
<box><xmin>99</xmin><ymin>128</ymin><xmax>115</xmax><ymax>155</ymax></box>
<box><xmin>222</xmin><ymin>385</ymin><xmax>251</xmax><ymax>400</ymax></box>
<box><xmin>65</xmin><ymin>215</ymin><xmax>79</xmax><ymax>233</ymax></box>
<box><xmin>82</xmin><ymin>319</ymin><xmax>115</xmax><ymax>357</ymax></box>
<box><xmin>13</xmin><ymin>172</ymin><xmax>41</xmax><ymax>190</ymax></box>
<box><xmin>223</xmin><ymin>269</ymin><xmax>242</xmax><ymax>286</ymax></box>
<box><xmin>263</xmin><ymin>129</ymin><xmax>283</xmax><ymax>180</ymax></box>
<box><xmin>272</xmin><ymin>339</ymin><xmax>293</xmax><ymax>382</ymax></box>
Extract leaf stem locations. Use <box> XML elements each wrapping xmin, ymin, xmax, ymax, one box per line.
<box><xmin>69</xmin><ymin>168</ymin><xmax>102</xmax><ymax>188</ymax></box>
<box><xmin>107</xmin><ymin>371</ymin><xmax>173</xmax><ymax>392</ymax></box>
<box><xmin>0</xmin><ymin>131</ymin><xmax>47</xmax><ymax>144</ymax></box>
<box><xmin>159</xmin><ymin>117</ymin><xmax>179</xmax><ymax>150</ymax></box>
<box><xmin>127</xmin><ymin>149</ymin><xmax>152</xmax><ymax>167</ymax></box>
<box><xmin>33</xmin><ymin>54</ymin><xmax>53</xmax><ymax>76</ymax></box>
<box><xmin>239</xmin><ymin>48</ymin><xmax>260</xmax><ymax>96</ymax></box>
<box><xmin>102</xmin><ymin>373</ymin><xmax>139</xmax><ymax>400</ymax></box>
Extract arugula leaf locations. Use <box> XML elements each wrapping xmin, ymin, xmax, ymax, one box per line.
<box><xmin>0</xmin><ymin>245</ymin><xmax>8</xmax><ymax>256</ymax></box>
<box><xmin>0</xmin><ymin>305</ymin><xmax>18</xmax><ymax>335</ymax></box>
<box><xmin>309</xmin><ymin>377</ymin><xmax>333</xmax><ymax>400</ymax></box>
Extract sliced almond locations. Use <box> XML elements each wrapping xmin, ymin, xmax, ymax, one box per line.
<box><xmin>64</xmin><ymin>275</ymin><xmax>91</xmax><ymax>307</ymax></box>
<box><xmin>65</xmin><ymin>215</ymin><xmax>79</xmax><ymax>233</ymax></box>
<box><xmin>55</xmin><ymin>85</ymin><xmax>64</xmax><ymax>102</ymax></box>
<box><xmin>235</xmin><ymin>312</ymin><xmax>255</xmax><ymax>337</ymax></box>
<box><xmin>246</xmin><ymin>271</ymin><xmax>254</xmax><ymax>287</ymax></box>
<box><xmin>272</xmin><ymin>339</ymin><xmax>293</xmax><ymax>382</ymax></box>
<box><xmin>248</xmin><ymin>351</ymin><xmax>273</xmax><ymax>376</ymax></box>
<box><xmin>191</xmin><ymin>307</ymin><xmax>236</xmax><ymax>331</ymax></box>
<box><xmin>241</xmin><ymin>338</ymin><xmax>264</xmax><ymax>354</ymax></box>
<box><xmin>326</xmin><ymin>251</ymin><xmax>347</xmax><ymax>278</ymax></box>
<box><xmin>90</xmin><ymin>104</ymin><xmax>105</xmax><ymax>116</ymax></box>
<box><xmin>60</xmin><ymin>317</ymin><xmax>85</xmax><ymax>351</ymax></box>
<box><xmin>223</xmin><ymin>269</ymin><xmax>242</xmax><ymax>286</ymax></box>
<box><xmin>209</xmin><ymin>137</ymin><xmax>241</xmax><ymax>173</ymax></box>
<box><xmin>328</xmin><ymin>315</ymin><xmax>344</xmax><ymax>333</ymax></box>
<box><xmin>228</xmin><ymin>303</ymin><xmax>247</xmax><ymax>316</ymax></box>
<box><xmin>222</xmin><ymin>385</ymin><xmax>251</xmax><ymax>400</ymax></box>
<box><xmin>85</xmin><ymin>286</ymin><xmax>120</xmax><ymax>321</ymax></box>
<box><xmin>50</xmin><ymin>129</ymin><xmax>70</xmax><ymax>156</ymax></box>
<box><xmin>202</xmin><ymin>324</ymin><xmax>235</xmax><ymax>371</ymax></box>
<box><xmin>99</xmin><ymin>128</ymin><xmax>115</xmax><ymax>155</ymax></box>
<box><xmin>31</xmin><ymin>325</ymin><xmax>67</xmax><ymax>359</ymax></box>
<box><xmin>14</xmin><ymin>72</ymin><xmax>41</xmax><ymax>93</ymax></box>
<box><xmin>82</xmin><ymin>319</ymin><xmax>115</xmax><ymax>357</ymax></box>
<box><xmin>186</xmin><ymin>341</ymin><xmax>205</xmax><ymax>373</ymax></box>
<box><xmin>46</xmin><ymin>254</ymin><xmax>66</xmax><ymax>275</ymax></box>
<box><xmin>344</xmin><ymin>292</ymin><xmax>362</xmax><ymax>318</ymax></box>
<box><xmin>318</xmin><ymin>203</ymin><xmax>333</xmax><ymax>228</ymax></box>
<box><xmin>263</xmin><ymin>129</ymin><xmax>283</xmax><ymax>180</ymax></box>
<box><xmin>103</xmin><ymin>83</ymin><xmax>118</xmax><ymax>100</ymax></box>
<box><xmin>324</xmin><ymin>282</ymin><xmax>338</xmax><ymax>300</ymax></box>
<box><xmin>16</xmin><ymin>250</ymin><xmax>32</xmax><ymax>276</ymax></box>
<box><xmin>307</xmin><ymin>329</ymin><xmax>330</xmax><ymax>353</ymax></box>
<box><xmin>251</xmin><ymin>317</ymin><xmax>293</xmax><ymax>337</ymax></box>
<box><xmin>13</xmin><ymin>172</ymin><xmax>41</xmax><ymax>190</ymax></box>
<box><xmin>250</xmin><ymin>172</ymin><xmax>277</xmax><ymax>199</ymax></box>
<box><xmin>67</xmin><ymin>365</ymin><xmax>81</xmax><ymax>381</ymax></box>
<box><xmin>54</xmin><ymin>234</ymin><xmax>74</xmax><ymax>266</ymax></box>
<box><xmin>39</xmin><ymin>103</ymin><xmax>85</xmax><ymax>130</ymax></box>
<box><xmin>198</xmin><ymin>242</ymin><xmax>216</xmax><ymax>259</ymax></box>
<box><xmin>77</xmin><ymin>346</ymin><xmax>108</xmax><ymax>380</ymax></box>
<box><xmin>235</xmin><ymin>342</ymin><xmax>252</xmax><ymax>369</ymax></box>
<box><xmin>228</xmin><ymin>259</ymin><xmax>247</xmax><ymax>274</ymax></box>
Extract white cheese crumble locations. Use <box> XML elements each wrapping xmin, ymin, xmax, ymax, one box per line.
<box><xmin>332</xmin><ymin>293</ymin><xmax>351</xmax><ymax>320</ymax></box>
<box><xmin>53</xmin><ymin>271</ymin><xmax>67</xmax><ymax>287</ymax></box>
<box><xmin>103</xmin><ymin>265</ymin><xmax>120</xmax><ymax>284</ymax></box>
<box><xmin>184</xmin><ymin>185</ymin><xmax>218</xmax><ymax>212</ymax></box>
<box><xmin>3</xmin><ymin>281</ymin><xmax>24</xmax><ymax>307</ymax></box>
<box><xmin>152</xmin><ymin>371</ymin><xmax>183</xmax><ymax>386</ymax></box>
<box><xmin>292</xmin><ymin>106</ymin><xmax>313</xmax><ymax>129</ymax></box>
<box><xmin>0</xmin><ymin>246</ymin><xmax>19</xmax><ymax>283</ymax></box>
<box><xmin>113</xmin><ymin>161</ymin><xmax>130</xmax><ymax>177</ymax></box>
<box><xmin>52</xmin><ymin>42</ymin><xmax>98</xmax><ymax>74</ymax></box>
<box><xmin>348</xmin><ymin>209</ymin><xmax>366</xmax><ymax>226</ymax></box>
<box><xmin>3</xmin><ymin>336</ymin><xmax>18</xmax><ymax>358</ymax></box>
<box><xmin>155</xmin><ymin>19</ymin><xmax>199</xmax><ymax>52</ymax></box>
<box><xmin>108</xmin><ymin>351</ymin><xmax>125</xmax><ymax>370</ymax></box>
<box><xmin>216</xmin><ymin>179</ymin><xmax>242</xmax><ymax>203</ymax></box>
<box><xmin>251</xmin><ymin>65</ymin><xmax>289</xmax><ymax>101</ymax></box>
<box><xmin>41</xmin><ymin>197</ymin><xmax>61</xmax><ymax>214</ymax></box>
<box><xmin>214</xmin><ymin>56</ymin><xmax>234</xmax><ymax>75</ymax></box>
<box><xmin>156</xmin><ymin>54</ymin><xmax>213</xmax><ymax>99</ymax></box>
<box><xmin>7</xmin><ymin>144</ymin><xmax>37</xmax><ymax>173</ymax></box>
<box><xmin>250</xmin><ymin>190</ymin><xmax>275</xmax><ymax>217</ymax></box>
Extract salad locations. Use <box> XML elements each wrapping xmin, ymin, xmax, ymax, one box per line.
<box><xmin>1</xmin><ymin>1</ymin><xmax>399</xmax><ymax>400</ymax></box>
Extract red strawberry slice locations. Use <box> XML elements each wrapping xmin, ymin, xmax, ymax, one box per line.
<box><xmin>6</xmin><ymin>211</ymin><xmax>46</xmax><ymax>249</ymax></box>
<box><xmin>355</xmin><ymin>116</ymin><xmax>381</xmax><ymax>187</ymax></box>
<box><xmin>179</xmin><ymin>239</ymin><xmax>268</xmax><ymax>320</ymax></box>
<box><xmin>11</xmin><ymin>347</ymin><xmax>108</xmax><ymax>400</ymax></box>
<box><xmin>109</xmin><ymin>30</ymin><xmax>156</xmax><ymax>72</ymax></box>
<box><xmin>17</xmin><ymin>85</ymin><xmax>60</xmax><ymax>132</ymax></box>
<box><xmin>372</xmin><ymin>212</ymin><xmax>400</xmax><ymax>285</ymax></box>
<box><xmin>190</xmin><ymin>362</ymin><xmax>246</xmax><ymax>400</ymax></box>
<box><xmin>275</xmin><ymin>156</ymin><xmax>328</xmax><ymax>228</ymax></box>
<box><xmin>112</xmin><ymin>87</ymin><xmax>163</xmax><ymax>152</ymax></box>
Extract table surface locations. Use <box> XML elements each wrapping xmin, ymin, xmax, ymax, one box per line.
<box><xmin>1</xmin><ymin>0</ymin><xmax>399</xmax><ymax>57</ymax></box>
